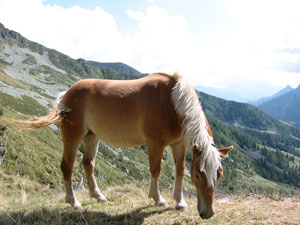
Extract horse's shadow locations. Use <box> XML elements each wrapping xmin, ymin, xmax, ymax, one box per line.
<box><xmin>0</xmin><ymin>204</ymin><xmax>173</xmax><ymax>225</ymax></box>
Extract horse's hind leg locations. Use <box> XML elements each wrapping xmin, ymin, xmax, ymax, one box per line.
<box><xmin>61</xmin><ymin>140</ymin><xmax>82</xmax><ymax>209</ymax></box>
<box><xmin>147</xmin><ymin>141</ymin><xmax>169</xmax><ymax>208</ymax></box>
<box><xmin>171</xmin><ymin>141</ymin><xmax>188</xmax><ymax>210</ymax></box>
<box><xmin>82</xmin><ymin>132</ymin><xmax>108</xmax><ymax>202</ymax></box>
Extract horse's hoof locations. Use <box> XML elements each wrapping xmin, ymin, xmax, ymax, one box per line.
<box><xmin>91</xmin><ymin>192</ymin><xmax>109</xmax><ymax>203</ymax></box>
<box><xmin>66</xmin><ymin>196</ymin><xmax>83</xmax><ymax>210</ymax></box>
<box><xmin>98</xmin><ymin>197</ymin><xmax>109</xmax><ymax>203</ymax></box>
<box><xmin>74</xmin><ymin>205</ymin><xmax>85</xmax><ymax>211</ymax></box>
<box><xmin>73</xmin><ymin>202</ymin><xmax>84</xmax><ymax>211</ymax></box>
<box><xmin>175</xmin><ymin>201</ymin><xmax>188</xmax><ymax>210</ymax></box>
<box><xmin>155</xmin><ymin>201</ymin><xmax>169</xmax><ymax>208</ymax></box>
<box><xmin>162</xmin><ymin>202</ymin><xmax>170</xmax><ymax>209</ymax></box>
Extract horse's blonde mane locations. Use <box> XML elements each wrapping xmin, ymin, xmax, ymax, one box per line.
<box><xmin>171</xmin><ymin>74</ymin><xmax>221</xmax><ymax>187</ymax></box>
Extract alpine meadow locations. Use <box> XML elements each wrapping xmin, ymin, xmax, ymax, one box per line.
<box><xmin>0</xmin><ymin>23</ymin><xmax>300</xmax><ymax>225</ymax></box>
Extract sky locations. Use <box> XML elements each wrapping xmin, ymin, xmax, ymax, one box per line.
<box><xmin>1</xmin><ymin>0</ymin><xmax>300</xmax><ymax>100</ymax></box>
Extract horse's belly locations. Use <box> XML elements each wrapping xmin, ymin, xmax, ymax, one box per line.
<box><xmin>90</xmin><ymin>124</ymin><xmax>146</xmax><ymax>147</ymax></box>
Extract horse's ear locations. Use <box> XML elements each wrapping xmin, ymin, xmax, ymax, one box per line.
<box><xmin>218</xmin><ymin>146</ymin><xmax>233</xmax><ymax>159</ymax></box>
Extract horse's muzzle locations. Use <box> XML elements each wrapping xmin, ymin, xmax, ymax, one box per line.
<box><xmin>197</xmin><ymin>194</ymin><xmax>215</xmax><ymax>219</ymax></box>
<box><xmin>199</xmin><ymin>210</ymin><xmax>214</xmax><ymax>219</ymax></box>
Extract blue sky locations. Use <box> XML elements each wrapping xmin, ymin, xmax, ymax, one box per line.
<box><xmin>1</xmin><ymin>0</ymin><xmax>300</xmax><ymax>100</ymax></box>
<box><xmin>45</xmin><ymin>0</ymin><xmax>149</xmax><ymax>32</ymax></box>
<box><xmin>45</xmin><ymin>0</ymin><xmax>233</xmax><ymax>40</ymax></box>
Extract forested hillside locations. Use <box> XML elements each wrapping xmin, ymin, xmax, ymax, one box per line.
<box><xmin>199</xmin><ymin>92</ymin><xmax>300</xmax><ymax>189</ymax></box>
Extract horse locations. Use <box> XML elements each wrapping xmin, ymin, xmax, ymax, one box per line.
<box><xmin>11</xmin><ymin>73</ymin><xmax>233</xmax><ymax>219</ymax></box>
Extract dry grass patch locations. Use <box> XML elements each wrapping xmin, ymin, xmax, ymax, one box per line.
<box><xmin>214</xmin><ymin>195</ymin><xmax>300</xmax><ymax>225</ymax></box>
<box><xmin>0</xmin><ymin>183</ymin><xmax>299</xmax><ymax>224</ymax></box>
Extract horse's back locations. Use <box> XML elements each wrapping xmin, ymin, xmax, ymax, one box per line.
<box><xmin>60</xmin><ymin>73</ymin><xmax>183</xmax><ymax>147</ymax></box>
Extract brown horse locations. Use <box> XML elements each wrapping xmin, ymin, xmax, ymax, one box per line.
<box><xmin>12</xmin><ymin>73</ymin><xmax>232</xmax><ymax>219</ymax></box>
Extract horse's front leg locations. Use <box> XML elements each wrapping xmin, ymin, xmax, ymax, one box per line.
<box><xmin>147</xmin><ymin>141</ymin><xmax>169</xmax><ymax>208</ymax></box>
<box><xmin>171</xmin><ymin>141</ymin><xmax>188</xmax><ymax>210</ymax></box>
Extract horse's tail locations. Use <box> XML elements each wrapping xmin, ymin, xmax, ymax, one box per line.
<box><xmin>6</xmin><ymin>91</ymin><xmax>69</xmax><ymax>130</ymax></box>
<box><xmin>8</xmin><ymin>107</ymin><xmax>65</xmax><ymax>130</ymax></box>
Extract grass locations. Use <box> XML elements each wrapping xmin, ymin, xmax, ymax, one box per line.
<box><xmin>0</xmin><ymin>93</ymin><xmax>48</xmax><ymax>116</ymax></box>
<box><xmin>22</xmin><ymin>54</ymin><xmax>37</xmax><ymax>66</ymax></box>
<box><xmin>0</xmin><ymin>69</ymin><xmax>27</xmax><ymax>89</ymax></box>
<box><xmin>0</xmin><ymin>179</ymin><xmax>299</xmax><ymax>225</ymax></box>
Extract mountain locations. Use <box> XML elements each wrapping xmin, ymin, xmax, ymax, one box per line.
<box><xmin>250</xmin><ymin>85</ymin><xmax>294</xmax><ymax>106</ymax></box>
<box><xmin>0</xmin><ymin>23</ymin><xmax>299</xmax><ymax>197</ymax></box>
<box><xmin>89</xmin><ymin>61</ymin><xmax>143</xmax><ymax>76</ymax></box>
<box><xmin>195</xmin><ymin>85</ymin><xmax>250</xmax><ymax>102</ymax></box>
<box><xmin>258</xmin><ymin>85</ymin><xmax>300</xmax><ymax>128</ymax></box>
<box><xmin>0</xmin><ymin>23</ymin><xmax>140</xmax><ymax>112</ymax></box>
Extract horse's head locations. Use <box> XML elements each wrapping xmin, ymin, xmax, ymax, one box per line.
<box><xmin>191</xmin><ymin>144</ymin><xmax>233</xmax><ymax>219</ymax></box>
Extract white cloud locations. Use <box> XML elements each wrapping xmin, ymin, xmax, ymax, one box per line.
<box><xmin>176</xmin><ymin>0</ymin><xmax>300</xmax><ymax>97</ymax></box>
<box><xmin>0</xmin><ymin>0</ymin><xmax>123</xmax><ymax>61</ymax></box>
<box><xmin>124</xmin><ymin>6</ymin><xmax>191</xmax><ymax>73</ymax></box>
<box><xmin>1</xmin><ymin>0</ymin><xmax>300</xmax><ymax>100</ymax></box>
<box><xmin>124</xmin><ymin>1</ymin><xmax>300</xmax><ymax>96</ymax></box>
<box><xmin>220</xmin><ymin>0</ymin><xmax>300</xmax><ymax>87</ymax></box>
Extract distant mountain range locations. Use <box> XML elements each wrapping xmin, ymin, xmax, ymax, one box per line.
<box><xmin>250</xmin><ymin>85</ymin><xmax>294</xmax><ymax>106</ymax></box>
<box><xmin>247</xmin><ymin>83</ymin><xmax>300</xmax><ymax>128</ymax></box>
<box><xmin>258</xmin><ymin>85</ymin><xmax>300</xmax><ymax>128</ymax></box>
<box><xmin>195</xmin><ymin>85</ymin><xmax>250</xmax><ymax>103</ymax></box>
<box><xmin>0</xmin><ymin>22</ymin><xmax>299</xmax><ymax>195</ymax></box>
